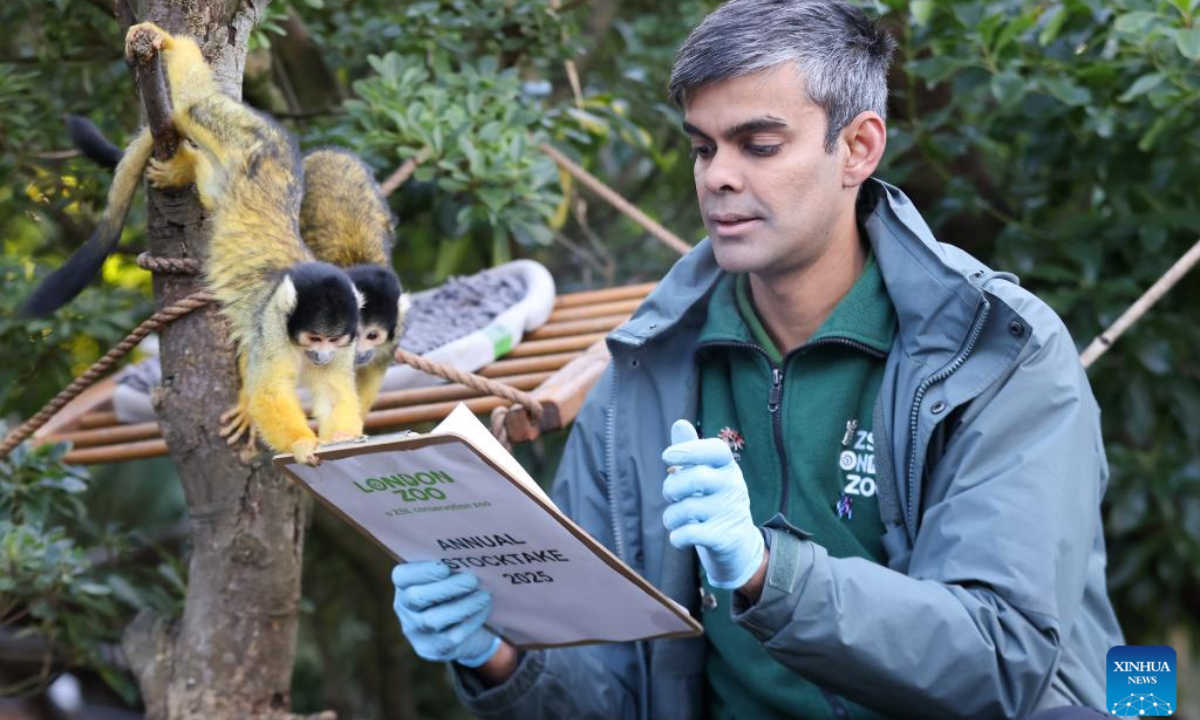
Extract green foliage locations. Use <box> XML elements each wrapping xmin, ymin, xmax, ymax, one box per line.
<box><xmin>348</xmin><ymin>53</ymin><xmax>561</xmax><ymax>268</ymax></box>
<box><xmin>0</xmin><ymin>440</ymin><xmax>184</xmax><ymax>700</ymax></box>
<box><xmin>0</xmin><ymin>253</ymin><xmax>151</xmax><ymax>420</ymax></box>
<box><xmin>877</xmin><ymin>0</ymin><xmax>1200</xmax><ymax>641</ymax></box>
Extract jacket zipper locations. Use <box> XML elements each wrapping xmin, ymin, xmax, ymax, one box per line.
<box><xmin>606</xmin><ymin>360</ymin><xmax>626</xmax><ymax>561</ymax></box>
<box><xmin>904</xmin><ymin>297</ymin><xmax>989</xmax><ymax>527</ymax></box>
<box><xmin>698</xmin><ymin>337</ymin><xmax>886</xmax><ymax>517</ymax></box>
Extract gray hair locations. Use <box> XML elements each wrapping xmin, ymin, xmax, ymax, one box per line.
<box><xmin>669</xmin><ymin>0</ymin><xmax>896</xmax><ymax>152</ymax></box>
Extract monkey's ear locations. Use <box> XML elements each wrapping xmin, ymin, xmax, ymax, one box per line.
<box><xmin>353</xmin><ymin>285</ymin><xmax>366</xmax><ymax>310</ymax></box>
<box><xmin>398</xmin><ymin>292</ymin><xmax>411</xmax><ymax>318</ymax></box>
<box><xmin>273</xmin><ymin>275</ymin><xmax>298</xmax><ymax>315</ymax></box>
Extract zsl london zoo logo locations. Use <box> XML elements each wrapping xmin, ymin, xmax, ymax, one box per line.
<box><xmin>1107</xmin><ymin>645</ymin><xmax>1176</xmax><ymax>716</ymax></box>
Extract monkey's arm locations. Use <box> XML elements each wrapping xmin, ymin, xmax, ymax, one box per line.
<box><xmin>355</xmin><ymin>357</ymin><xmax>391</xmax><ymax>421</ymax></box>
<box><xmin>311</xmin><ymin>354</ymin><xmax>363</xmax><ymax>442</ymax></box>
<box><xmin>245</xmin><ymin>357</ymin><xmax>321</xmax><ymax>465</ymax></box>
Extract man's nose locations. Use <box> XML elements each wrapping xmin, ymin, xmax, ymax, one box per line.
<box><xmin>701</xmin><ymin>149</ymin><xmax>743</xmax><ymax>194</ymax></box>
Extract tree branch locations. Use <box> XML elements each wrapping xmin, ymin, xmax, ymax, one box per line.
<box><xmin>126</xmin><ymin>25</ymin><xmax>179</xmax><ymax>160</ymax></box>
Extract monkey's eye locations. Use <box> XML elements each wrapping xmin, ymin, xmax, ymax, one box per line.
<box><xmin>366</xmin><ymin>331</ymin><xmax>380</xmax><ymax>341</ymax></box>
<box><xmin>300</xmin><ymin>332</ymin><xmax>323</xmax><ymax>345</ymax></box>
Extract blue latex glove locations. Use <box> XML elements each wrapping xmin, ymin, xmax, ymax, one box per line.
<box><xmin>661</xmin><ymin>419</ymin><xmax>765</xmax><ymax>590</ymax></box>
<box><xmin>391</xmin><ymin>561</ymin><xmax>501</xmax><ymax>668</ymax></box>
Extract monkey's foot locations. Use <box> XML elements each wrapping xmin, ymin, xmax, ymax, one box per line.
<box><xmin>125</xmin><ymin>22</ymin><xmax>171</xmax><ymax>62</ymax></box>
<box><xmin>146</xmin><ymin>156</ymin><xmax>194</xmax><ymax>189</ymax></box>
<box><xmin>290</xmin><ymin>438</ymin><xmax>321</xmax><ymax>466</ymax></box>
<box><xmin>219</xmin><ymin>404</ymin><xmax>260</xmax><ymax>457</ymax></box>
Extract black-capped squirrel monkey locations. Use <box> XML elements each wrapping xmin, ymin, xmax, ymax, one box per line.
<box><xmin>298</xmin><ymin>148</ymin><xmax>407</xmax><ymax>419</ymax></box>
<box><xmin>26</xmin><ymin>23</ymin><xmax>365</xmax><ymax>464</ymax></box>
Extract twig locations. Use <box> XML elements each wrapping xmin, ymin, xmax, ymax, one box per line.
<box><xmin>1080</xmin><ymin>238</ymin><xmax>1200</xmax><ymax>369</ymax></box>
<box><xmin>125</xmin><ymin>25</ymin><xmax>179</xmax><ymax>160</ymax></box>
<box><xmin>539</xmin><ymin>143</ymin><xmax>692</xmax><ymax>256</ymax></box>
<box><xmin>380</xmin><ymin>148</ymin><xmax>431</xmax><ymax>196</ymax></box>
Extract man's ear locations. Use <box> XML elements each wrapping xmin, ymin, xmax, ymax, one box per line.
<box><xmin>840</xmin><ymin>111</ymin><xmax>887</xmax><ymax>189</ymax></box>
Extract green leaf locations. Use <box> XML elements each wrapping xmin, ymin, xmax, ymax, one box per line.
<box><xmin>1039</xmin><ymin>77</ymin><xmax>1091</xmax><ymax>106</ymax></box>
<box><xmin>1039</xmin><ymin>6</ymin><xmax>1068</xmax><ymax>46</ymax></box>
<box><xmin>990</xmin><ymin>70</ymin><xmax>1027</xmax><ymax>107</ymax></box>
<box><xmin>910</xmin><ymin>0</ymin><xmax>935</xmax><ymax>27</ymax></box>
<box><xmin>1113</xmin><ymin>11</ymin><xmax>1164</xmax><ymax>36</ymax></box>
<box><xmin>1173</xmin><ymin>27</ymin><xmax>1200</xmax><ymax>60</ymax></box>
<box><xmin>1118</xmin><ymin>73</ymin><xmax>1166</xmax><ymax>103</ymax></box>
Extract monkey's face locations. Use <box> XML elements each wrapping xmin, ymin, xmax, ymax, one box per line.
<box><xmin>297</xmin><ymin>330</ymin><xmax>353</xmax><ymax>365</ymax></box>
<box><xmin>354</xmin><ymin>321</ymin><xmax>393</xmax><ymax>366</ymax></box>
<box><xmin>345</xmin><ymin>264</ymin><xmax>403</xmax><ymax>366</ymax></box>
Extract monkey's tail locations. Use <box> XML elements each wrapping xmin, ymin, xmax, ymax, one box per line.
<box><xmin>66</xmin><ymin>115</ymin><xmax>123</xmax><ymax>170</ymax></box>
<box><xmin>21</xmin><ymin>128</ymin><xmax>153</xmax><ymax>318</ymax></box>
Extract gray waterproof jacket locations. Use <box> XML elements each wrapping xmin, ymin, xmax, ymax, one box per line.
<box><xmin>453</xmin><ymin>179</ymin><xmax>1123</xmax><ymax>719</ymax></box>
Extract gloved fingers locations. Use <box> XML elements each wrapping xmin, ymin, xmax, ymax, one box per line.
<box><xmin>433</xmin><ymin>605</ymin><xmax>492</xmax><ymax>651</ymax></box>
<box><xmin>408</xmin><ymin>588</ymin><xmax>492</xmax><ymax>634</ymax></box>
<box><xmin>662</xmin><ymin>437</ymin><xmax>733</xmax><ymax>468</ymax></box>
<box><xmin>398</xmin><ymin>571</ymin><xmax>480</xmax><ymax>611</ymax></box>
<box><xmin>662</xmin><ymin>496</ymin><xmax>716</xmax><ymax>530</ymax></box>
<box><xmin>391</xmin><ymin>560</ymin><xmax>450</xmax><ymax>589</ymax></box>
<box><xmin>667</xmin><ymin>521</ymin><xmax>714</xmax><ymax>550</ymax></box>
<box><xmin>670</xmin><ymin>418</ymin><xmax>700</xmax><ymax>445</ymax></box>
<box><xmin>662</xmin><ymin>463</ymin><xmax>734</xmax><ymax>502</ymax></box>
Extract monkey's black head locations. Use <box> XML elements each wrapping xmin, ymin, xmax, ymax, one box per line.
<box><xmin>282</xmin><ymin>262</ymin><xmax>361</xmax><ymax>366</ymax></box>
<box><xmin>345</xmin><ymin>264</ymin><xmax>403</xmax><ymax>366</ymax></box>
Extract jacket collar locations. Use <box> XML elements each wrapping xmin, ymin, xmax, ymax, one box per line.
<box><xmin>609</xmin><ymin>178</ymin><xmax>988</xmax><ymax>372</ymax></box>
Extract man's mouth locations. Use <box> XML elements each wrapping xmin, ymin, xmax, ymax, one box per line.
<box><xmin>709</xmin><ymin>212</ymin><xmax>762</xmax><ymax>235</ymax></box>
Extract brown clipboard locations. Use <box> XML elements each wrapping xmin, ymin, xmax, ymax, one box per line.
<box><xmin>274</xmin><ymin>430</ymin><xmax>702</xmax><ymax>650</ymax></box>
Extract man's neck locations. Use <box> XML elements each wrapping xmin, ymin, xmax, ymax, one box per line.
<box><xmin>747</xmin><ymin>225</ymin><xmax>867</xmax><ymax>354</ymax></box>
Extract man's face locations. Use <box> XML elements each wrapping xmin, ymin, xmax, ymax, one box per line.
<box><xmin>684</xmin><ymin>65</ymin><xmax>850</xmax><ymax>278</ymax></box>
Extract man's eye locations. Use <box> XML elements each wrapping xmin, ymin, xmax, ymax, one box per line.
<box><xmin>746</xmin><ymin>144</ymin><xmax>780</xmax><ymax>157</ymax></box>
<box><xmin>690</xmin><ymin>145</ymin><xmax>714</xmax><ymax>160</ymax></box>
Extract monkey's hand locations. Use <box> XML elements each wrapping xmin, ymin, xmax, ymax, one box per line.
<box><xmin>125</xmin><ymin>22</ymin><xmax>172</xmax><ymax>62</ymax></box>
<box><xmin>290</xmin><ymin>437</ymin><xmax>321</xmax><ymax>466</ymax></box>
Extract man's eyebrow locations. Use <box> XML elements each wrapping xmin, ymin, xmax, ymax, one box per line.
<box><xmin>681</xmin><ymin>116</ymin><xmax>789</xmax><ymax>141</ymax></box>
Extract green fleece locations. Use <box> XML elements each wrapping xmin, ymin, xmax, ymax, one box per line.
<box><xmin>696</xmin><ymin>253</ymin><xmax>897</xmax><ymax>720</ymax></box>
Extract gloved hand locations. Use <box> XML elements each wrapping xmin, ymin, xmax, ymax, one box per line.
<box><xmin>391</xmin><ymin>561</ymin><xmax>501</xmax><ymax>668</ymax></box>
<box><xmin>661</xmin><ymin>419</ymin><xmax>765</xmax><ymax>590</ymax></box>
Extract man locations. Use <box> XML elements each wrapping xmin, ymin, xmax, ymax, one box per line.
<box><xmin>389</xmin><ymin>1</ymin><xmax>1124</xmax><ymax>718</ymax></box>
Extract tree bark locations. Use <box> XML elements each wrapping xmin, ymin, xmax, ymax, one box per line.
<box><xmin>116</xmin><ymin>2</ymin><xmax>323</xmax><ymax>719</ymax></box>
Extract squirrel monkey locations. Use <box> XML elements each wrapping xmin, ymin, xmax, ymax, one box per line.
<box><xmin>27</xmin><ymin>23</ymin><xmax>366</xmax><ymax>464</ymax></box>
<box><xmin>63</xmin><ymin>125</ymin><xmax>407</xmax><ymax>424</ymax></box>
<box><xmin>299</xmin><ymin>148</ymin><xmax>407</xmax><ymax>419</ymax></box>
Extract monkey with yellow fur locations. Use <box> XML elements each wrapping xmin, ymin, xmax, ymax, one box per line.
<box><xmin>135</xmin><ymin>24</ymin><xmax>366</xmax><ymax>463</ymax></box>
<box><xmin>299</xmin><ymin>148</ymin><xmax>407</xmax><ymax>418</ymax></box>
<box><xmin>221</xmin><ymin>149</ymin><xmax>406</xmax><ymax>448</ymax></box>
<box><xmin>97</xmin><ymin>23</ymin><xmax>360</xmax><ymax>465</ymax></box>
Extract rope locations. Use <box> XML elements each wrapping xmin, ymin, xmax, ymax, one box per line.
<box><xmin>490</xmin><ymin>406</ymin><xmax>513</xmax><ymax>451</ymax></box>
<box><xmin>393</xmin><ymin>347</ymin><xmax>544</xmax><ymax>421</ymax></box>
<box><xmin>0</xmin><ymin>290</ymin><xmax>214</xmax><ymax>460</ymax></box>
<box><xmin>137</xmin><ymin>253</ymin><xmax>202</xmax><ymax>275</ymax></box>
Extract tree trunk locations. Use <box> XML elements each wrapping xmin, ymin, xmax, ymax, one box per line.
<box><xmin>117</xmin><ymin>3</ymin><xmax>324</xmax><ymax>719</ymax></box>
